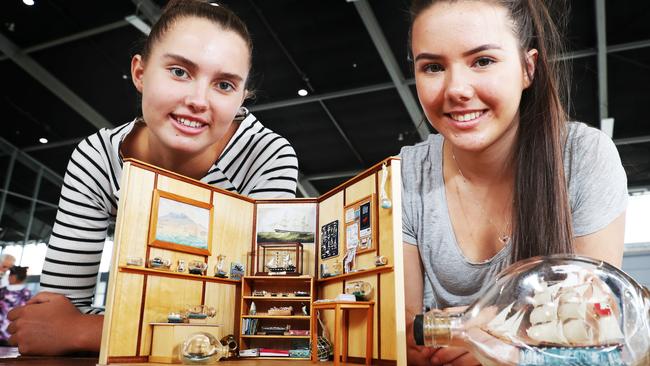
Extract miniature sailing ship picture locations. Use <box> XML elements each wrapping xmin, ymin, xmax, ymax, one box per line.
<box><xmin>484</xmin><ymin>269</ymin><xmax>625</xmax><ymax>350</ymax></box>
<box><xmin>255</xmin><ymin>203</ymin><xmax>316</xmax><ymax>244</ymax></box>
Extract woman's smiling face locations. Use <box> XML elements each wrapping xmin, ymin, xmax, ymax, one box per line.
<box><xmin>131</xmin><ymin>16</ymin><xmax>250</xmax><ymax>156</ymax></box>
<box><xmin>411</xmin><ymin>0</ymin><xmax>536</xmax><ymax>153</ymax></box>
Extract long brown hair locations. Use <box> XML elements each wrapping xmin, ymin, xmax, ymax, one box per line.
<box><xmin>140</xmin><ymin>0</ymin><xmax>254</xmax><ymax>89</ymax></box>
<box><xmin>409</xmin><ymin>0</ymin><xmax>574</xmax><ymax>262</ymax></box>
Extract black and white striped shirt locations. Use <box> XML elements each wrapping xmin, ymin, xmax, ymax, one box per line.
<box><xmin>40</xmin><ymin>114</ymin><xmax>298</xmax><ymax>313</ymax></box>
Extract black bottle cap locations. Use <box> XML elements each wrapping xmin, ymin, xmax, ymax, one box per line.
<box><xmin>413</xmin><ymin>314</ymin><xmax>424</xmax><ymax>346</ymax></box>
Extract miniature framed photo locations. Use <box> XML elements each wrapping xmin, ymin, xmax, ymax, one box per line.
<box><xmin>343</xmin><ymin>194</ymin><xmax>376</xmax><ymax>255</ymax></box>
<box><xmin>148</xmin><ymin>189</ymin><xmax>213</xmax><ymax>256</ymax></box>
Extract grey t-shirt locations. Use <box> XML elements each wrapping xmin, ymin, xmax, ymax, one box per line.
<box><xmin>400</xmin><ymin>122</ymin><xmax>628</xmax><ymax>310</ymax></box>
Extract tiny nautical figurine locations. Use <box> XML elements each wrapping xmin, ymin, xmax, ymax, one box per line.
<box><xmin>188</xmin><ymin>260</ymin><xmax>207</xmax><ymax>275</ymax></box>
<box><xmin>176</xmin><ymin>259</ymin><xmax>186</xmax><ymax>273</ymax></box>
<box><xmin>214</xmin><ymin>255</ymin><xmax>228</xmax><ymax>278</ymax></box>
<box><xmin>249</xmin><ymin>301</ymin><xmax>256</xmax><ymax>315</ymax></box>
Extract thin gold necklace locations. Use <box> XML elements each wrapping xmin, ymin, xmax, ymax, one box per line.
<box><xmin>451</xmin><ymin>149</ymin><xmax>512</xmax><ymax>244</ymax></box>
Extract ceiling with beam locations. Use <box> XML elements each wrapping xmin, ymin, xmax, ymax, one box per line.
<box><xmin>1</xmin><ymin>0</ymin><xmax>649</xmax><ymax>243</ymax></box>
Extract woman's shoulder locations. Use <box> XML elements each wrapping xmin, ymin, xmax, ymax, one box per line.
<box><xmin>564</xmin><ymin>121</ymin><xmax>619</xmax><ymax>165</ymax></box>
<box><xmin>399</xmin><ymin>133</ymin><xmax>441</xmax><ymax>160</ymax></box>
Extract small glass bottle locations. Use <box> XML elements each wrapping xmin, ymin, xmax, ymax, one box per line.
<box><xmin>413</xmin><ymin>255</ymin><xmax>650</xmax><ymax>366</ymax></box>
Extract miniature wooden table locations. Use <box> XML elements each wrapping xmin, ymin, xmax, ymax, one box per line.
<box><xmin>311</xmin><ymin>301</ymin><xmax>374</xmax><ymax>366</ymax></box>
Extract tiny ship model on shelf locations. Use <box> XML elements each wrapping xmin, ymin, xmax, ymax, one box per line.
<box><xmin>266</xmin><ymin>251</ymin><xmax>297</xmax><ymax>275</ymax></box>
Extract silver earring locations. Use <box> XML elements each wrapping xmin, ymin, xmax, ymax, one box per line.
<box><xmin>235</xmin><ymin>106</ymin><xmax>249</xmax><ymax>121</ymax></box>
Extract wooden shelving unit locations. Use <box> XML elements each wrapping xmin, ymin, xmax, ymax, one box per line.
<box><xmin>239</xmin><ymin>275</ymin><xmax>314</xmax><ymax>360</ymax></box>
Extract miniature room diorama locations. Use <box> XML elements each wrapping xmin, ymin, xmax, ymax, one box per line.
<box><xmin>98</xmin><ymin>157</ymin><xmax>407</xmax><ymax>365</ymax></box>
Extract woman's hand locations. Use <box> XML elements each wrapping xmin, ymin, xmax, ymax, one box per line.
<box><xmin>7</xmin><ymin>292</ymin><xmax>103</xmax><ymax>355</ymax></box>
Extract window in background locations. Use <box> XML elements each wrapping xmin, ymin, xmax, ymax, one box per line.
<box><xmin>625</xmin><ymin>192</ymin><xmax>650</xmax><ymax>245</ymax></box>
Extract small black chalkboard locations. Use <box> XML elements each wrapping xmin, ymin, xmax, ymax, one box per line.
<box><xmin>320</xmin><ymin>220</ymin><xmax>339</xmax><ymax>259</ymax></box>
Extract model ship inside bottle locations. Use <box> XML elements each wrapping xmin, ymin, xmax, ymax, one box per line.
<box><xmin>414</xmin><ymin>255</ymin><xmax>650</xmax><ymax>366</ymax></box>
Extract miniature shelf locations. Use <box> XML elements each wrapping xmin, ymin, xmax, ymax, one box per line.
<box><xmin>240</xmin><ymin>335</ymin><xmax>311</xmax><ymax>339</ymax></box>
<box><xmin>242</xmin><ymin>315</ymin><xmax>310</xmax><ymax>319</ymax></box>
<box><xmin>245</xmin><ymin>357</ymin><xmax>311</xmax><ymax>360</ymax></box>
<box><xmin>317</xmin><ymin>265</ymin><xmax>393</xmax><ymax>283</ymax></box>
<box><xmin>119</xmin><ymin>265</ymin><xmax>241</xmax><ymax>284</ymax></box>
<box><xmin>242</xmin><ymin>296</ymin><xmax>310</xmax><ymax>301</ymax></box>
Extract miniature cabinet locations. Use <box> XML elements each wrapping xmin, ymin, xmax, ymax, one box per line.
<box><xmin>239</xmin><ymin>276</ymin><xmax>314</xmax><ymax>359</ymax></box>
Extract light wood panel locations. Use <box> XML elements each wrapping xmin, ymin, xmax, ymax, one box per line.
<box><xmin>100</xmin><ymin>164</ymin><xmax>154</xmax><ymax>364</ymax></box>
<box><xmin>209</xmin><ymin>193</ymin><xmax>254</xmax><ymax>277</ymax></box>
<box><xmin>156</xmin><ymin>175</ymin><xmax>211</xmax><ymax>203</ymax></box>
<box><xmin>344</xmin><ymin>175</ymin><xmax>376</xmax><ymax>205</ymax></box>
<box><xmin>139</xmin><ymin>276</ymin><xmax>203</xmax><ymax>356</ymax></box>
<box><xmin>107</xmin><ymin>272</ymin><xmax>144</xmax><ymax>357</ymax></box>
<box><xmin>380</xmin><ymin>271</ymin><xmax>397</xmax><ymax>360</ymax></box>
<box><xmin>204</xmin><ymin>282</ymin><xmax>238</xmax><ymax>332</ymax></box>
<box><xmin>116</xmin><ymin>166</ymin><xmax>155</xmax><ymax>266</ymax></box>
<box><xmin>388</xmin><ymin>160</ymin><xmax>407</xmax><ymax>365</ymax></box>
<box><xmin>318</xmin><ymin>191</ymin><xmax>344</xmax><ymax>276</ymax></box>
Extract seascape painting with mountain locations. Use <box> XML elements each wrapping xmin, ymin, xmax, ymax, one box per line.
<box><xmin>154</xmin><ymin>196</ymin><xmax>210</xmax><ymax>250</ymax></box>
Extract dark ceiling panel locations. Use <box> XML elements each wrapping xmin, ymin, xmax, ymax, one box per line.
<box><xmin>245</xmin><ymin>0</ymin><xmax>390</xmax><ymax>95</ymax></box>
<box><xmin>569</xmin><ymin>56</ymin><xmax>599</xmax><ymax>129</ymax></box>
<box><xmin>606</xmin><ymin>1</ymin><xmax>650</xmax><ymax>45</ymax></box>
<box><xmin>608</xmin><ymin>47</ymin><xmax>650</xmax><ymax>138</ymax></box>
<box><xmin>0</xmin><ymin>61</ymin><xmax>95</xmax><ymax>148</ymax></box>
<box><xmin>31</xmin><ymin>26</ymin><xmax>142</xmax><ymax>125</ymax></box>
<box><xmin>369</xmin><ymin>0</ymin><xmax>412</xmax><ymax>78</ymax></box>
<box><xmin>566</xmin><ymin>0</ymin><xmax>596</xmax><ymax>51</ymax></box>
<box><xmin>310</xmin><ymin>176</ymin><xmax>353</xmax><ymax>197</ymax></box>
<box><xmin>618</xmin><ymin>143</ymin><xmax>650</xmax><ymax>188</ymax></box>
<box><xmin>324</xmin><ymin>88</ymin><xmax>422</xmax><ymax>166</ymax></box>
<box><xmin>253</xmin><ymin>102</ymin><xmax>366</xmax><ymax>175</ymax></box>
<box><xmin>0</xmin><ymin>1</ymin><xmax>134</xmax><ymax>48</ymax></box>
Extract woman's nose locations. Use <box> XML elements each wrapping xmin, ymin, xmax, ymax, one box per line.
<box><xmin>184</xmin><ymin>82</ymin><xmax>209</xmax><ymax>112</ymax></box>
<box><xmin>445</xmin><ymin>68</ymin><xmax>475</xmax><ymax>103</ymax></box>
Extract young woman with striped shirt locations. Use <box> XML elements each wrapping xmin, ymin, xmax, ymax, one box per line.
<box><xmin>7</xmin><ymin>0</ymin><xmax>298</xmax><ymax>355</ymax></box>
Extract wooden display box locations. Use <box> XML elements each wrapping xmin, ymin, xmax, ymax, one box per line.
<box><xmin>149</xmin><ymin>323</ymin><xmax>222</xmax><ymax>364</ymax></box>
<box><xmin>98</xmin><ymin>158</ymin><xmax>406</xmax><ymax>365</ymax></box>
<box><xmin>255</xmin><ymin>242</ymin><xmax>303</xmax><ymax>276</ymax></box>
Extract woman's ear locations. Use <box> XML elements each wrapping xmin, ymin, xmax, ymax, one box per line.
<box><xmin>523</xmin><ymin>48</ymin><xmax>538</xmax><ymax>89</ymax></box>
<box><xmin>131</xmin><ymin>55</ymin><xmax>145</xmax><ymax>93</ymax></box>
<box><xmin>524</xmin><ymin>48</ymin><xmax>539</xmax><ymax>89</ymax></box>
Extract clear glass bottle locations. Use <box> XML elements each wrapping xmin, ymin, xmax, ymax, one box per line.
<box><xmin>413</xmin><ymin>255</ymin><xmax>650</xmax><ymax>366</ymax></box>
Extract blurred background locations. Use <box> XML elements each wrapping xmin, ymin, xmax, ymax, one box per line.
<box><xmin>0</xmin><ymin>0</ymin><xmax>648</xmax><ymax>305</ymax></box>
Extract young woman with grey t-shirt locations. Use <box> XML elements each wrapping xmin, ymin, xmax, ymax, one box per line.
<box><xmin>402</xmin><ymin>1</ymin><xmax>627</xmax><ymax>365</ymax></box>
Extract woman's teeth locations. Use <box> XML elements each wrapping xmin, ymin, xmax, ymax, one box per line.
<box><xmin>449</xmin><ymin>111</ymin><xmax>482</xmax><ymax>122</ymax></box>
<box><xmin>176</xmin><ymin>117</ymin><xmax>204</xmax><ymax>128</ymax></box>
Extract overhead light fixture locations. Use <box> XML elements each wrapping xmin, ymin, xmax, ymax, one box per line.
<box><xmin>23</xmin><ymin>0</ymin><xmax>35</xmax><ymax>5</ymax></box>
<box><xmin>297</xmin><ymin>89</ymin><xmax>308</xmax><ymax>97</ymax></box>
<box><xmin>39</xmin><ymin>137</ymin><xmax>48</xmax><ymax>144</ymax></box>
<box><xmin>125</xmin><ymin>14</ymin><xmax>151</xmax><ymax>35</ymax></box>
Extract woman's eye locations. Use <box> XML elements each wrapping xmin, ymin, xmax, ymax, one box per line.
<box><xmin>217</xmin><ymin>81</ymin><xmax>234</xmax><ymax>92</ymax></box>
<box><xmin>423</xmin><ymin>63</ymin><xmax>444</xmax><ymax>73</ymax></box>
<box><xmin>170</xmin><ymin>67</ymin><xmax>188</xmax><ymax>78</ymax></box>
<box><xmin>474</xmin><ymin>57</ymin><xmax>494</xmax><ymax>68</ymax></box>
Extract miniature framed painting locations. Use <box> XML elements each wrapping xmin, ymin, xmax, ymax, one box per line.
<box><xmin>148</xmin><ymin>189</ymin><xmax>213</xmax><ymax>256</ymax></box>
